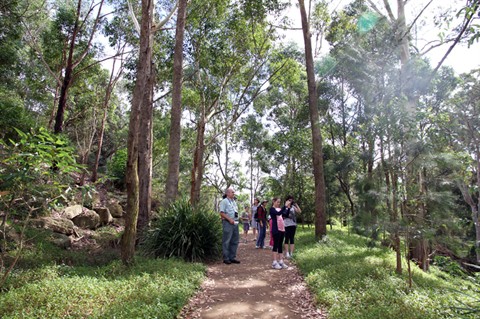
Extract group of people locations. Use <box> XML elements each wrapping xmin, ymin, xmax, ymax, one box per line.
<box><xmin>219</xmin><ymin>187</ymin><xmax>301</xmax><ymax>270</ymax></box>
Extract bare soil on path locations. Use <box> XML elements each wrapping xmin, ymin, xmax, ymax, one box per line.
<box><xmin>180</xmin><ymin>234</ymin><xmax>327</xmax><ymax>319</ymax></box>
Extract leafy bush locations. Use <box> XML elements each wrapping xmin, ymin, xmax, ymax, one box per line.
<box><xmin>141</xmin><ymin>199</ymin><xmax>222</xmax><ymax>262</ymax></box>
<box><xmin>0</xmin><ymin>89</ymin><xmax>34</xmax><ymax>141</ymax></box>
<box><xmin>0</xmin><ymin>127</ymin><xmax>81</xmax><ymax>216</ymax></box>
<box><xmin>107</xmin><ymin>148</ymin><xmax>127</xmax><ymax>188</ymax></box>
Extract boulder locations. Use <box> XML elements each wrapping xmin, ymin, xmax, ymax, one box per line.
<box><xmin>112</xmin><ymin>217</ymin><xmax>125</xmax><ymax>227</ymax></box>
<box><xmin>51</xmin><ymin>233</ymin><xmax>71</xmax><ymax>249</ymax></box>
<box><xmin>72</xmin><ymin>210</ymin><xmax>100</xmax><ymax>230</ymax></box>
<box><xmin>93</xmin><ymin>207</ymin><xmax>113</xmax><ymax>225</ymax></box>
<box><xmin>62</xmin><ymin>205</ymin><xmax>84</xmax><ymax>220</ymax></box>
<box><xmin>31</xmin><ymin>217</ymin><xmax>75</xmax><ymax>235</ymax></box>
<box><xmin>107</xmin><ymin>202</ymin><xmax>124</xmax><ymax>218</ymax></box>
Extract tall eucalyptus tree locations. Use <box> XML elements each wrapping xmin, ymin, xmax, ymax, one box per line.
<box><xmin>298</xmin><ymin>0</ymin><xmax>327</xmax><ymax>238</ymax></box>
<box><xmin>121</xmin><ymin>0</ymin><xmax>154</xmax><ymax>265</ymax></box>
<box><xmin>165</xmin><ymin>0</ymin><xmax>188</xmax><ymax>203</ymax></box>
<box><xmin>183</xmin><ymin>0</ymin><xmax>287</xmax><ymax>204</ymax></box>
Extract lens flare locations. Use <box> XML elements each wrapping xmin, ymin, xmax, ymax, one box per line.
<box><xmin>357</xmin><ymin>11</ymin><xmax>380</xmax><ymax>34</ymax></box>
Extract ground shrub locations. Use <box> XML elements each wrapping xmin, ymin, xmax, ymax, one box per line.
<box><xmin>141</xmin><ymin>199</ymin><xmax>222</xmax><ymax>262</ymax></box>
<box><xmin>432</xmin><ymin>255</ymin><xmax>468</xmax><ymax>277</ymax></box>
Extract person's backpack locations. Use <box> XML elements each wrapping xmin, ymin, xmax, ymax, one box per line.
<box><xmin>254</xmin><ymin>206</ymin><xmax>262</xmax><ymax>221</ymax></box>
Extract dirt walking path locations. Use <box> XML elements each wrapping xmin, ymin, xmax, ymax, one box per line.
<box><xmin>180</xmin><ymin>235</ymin><xmax>326</xmax><ymax>319</ymax></box>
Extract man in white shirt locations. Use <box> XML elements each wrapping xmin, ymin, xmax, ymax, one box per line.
<box><xmin>219</xmin><ymin>187</ymin><xmax>240</xmax><ymax>264</ymax></box>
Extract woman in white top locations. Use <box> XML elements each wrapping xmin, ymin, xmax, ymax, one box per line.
<box><xmin>283</xmin><ymin>195</ymin><xmax>301</xmax><ymax>258</ymax></box>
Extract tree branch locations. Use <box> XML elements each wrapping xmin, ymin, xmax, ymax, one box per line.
<box><xmin>431</xmin><ymin>3</ymin><xmax>478</xmax><ymax>77</ymax></box>
<box><xmin>73</xmin><ymin>0</ymin><xmax>105</xmax><ymax>69</ymax></box>
<box><xmin>127</xmin><ymin>0</ymin><xmax>140</xmax><ymax>34</ymax></box>
<box><xmin>153</xmin><ymin>0</ymin><xmax>179</xmax><ymax>32</ymax></box>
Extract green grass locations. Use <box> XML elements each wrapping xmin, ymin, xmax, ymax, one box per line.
<box><xmin>1</xmin><ymin>249</ymin><xmax>205</xmax><ymax>319</ymax></box>
<box><xmin>294</xmin><ymin>226</ymin><xmax>478</xmax><ymax>319</ymax></box>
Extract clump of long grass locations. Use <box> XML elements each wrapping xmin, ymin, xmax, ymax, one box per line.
<box><xmin>141</xmin><ymin>199</ymin><xmax>222</xmax><ymax>262</ymax></box>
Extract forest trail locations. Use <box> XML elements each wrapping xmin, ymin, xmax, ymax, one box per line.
<box><xmin>180</xmin><ymin>235</ymin><xmax>326</xmax><ymax>319</ymax></box>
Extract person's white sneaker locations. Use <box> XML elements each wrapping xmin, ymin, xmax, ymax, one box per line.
<box><xmin>272</xmin><ymin>261</ymin><xmax>282</xmax><ymax>270</ymax></box>
<box><xmin>279</xmin><ymin>261</ymin><xmax>289</xmax><ymax>269</ymax></box>
<box><xmin>285</xmin><ymin>252</ymin><xmax>290</xmax><ymax>258</ymax></box>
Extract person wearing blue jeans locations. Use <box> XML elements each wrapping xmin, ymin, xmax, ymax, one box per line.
<box><xmin>256</xmin><ymin>200</ymin><xmax>268</xmax><ymax>249</ymax></box>
<box><xmin>219</xmin><ymin>187</ymin><xmax>240</xmax><ymax>265</ymax></box>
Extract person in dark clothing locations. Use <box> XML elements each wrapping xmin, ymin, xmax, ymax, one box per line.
<box><xmin>269</xmin><ymin>197</ymin><xmax>291</xmax><ymax>269</ymax></box>
<box><xmin>255</xmin><ymin>200</ymin><xmax>268</xmax><ymax>249</ymax></box>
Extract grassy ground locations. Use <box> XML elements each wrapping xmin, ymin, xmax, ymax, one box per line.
<box><xmin>0</xmin><ymin>227</ymin><xmax>206</xmax><ymax>319</ymax></box>
<box><xmin>0</xmin><ymin>258</ymin><xmax>205</xmax><ymax>318</ymax></box>
<box><xmin>294</xmin><ymin>226</ymin><xmax>478</xmax><ymax>319</ymax></box>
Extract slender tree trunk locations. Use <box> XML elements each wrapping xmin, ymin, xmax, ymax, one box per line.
<box><xmin>250</xmin><ymin>147</ymin><xmax>253</xmax><ymax>204</ymax></box>
<box><xmin>190</xmin><ymin>106</ymin><xmax>206</xmax><ymax>205</ymax></box>
<box><xmin>92</xmin><ymin>49</ymin><xmax>124</xmax><ymax>182</ymax></box>
<box><xmin>223</xmin><ymin>130</ymin><xmax>231</xmax><ymax>187</ymax></box>
<box><xmin>476</xmin><ymin>150</ymin><xmax>480</xmax><ymax>263</ymax></box>
<box><xmin>298</xmin><ymin>0</ymin><xmax>327</xmax><ymax>239</ymax></box>
<box><xmin>393</xmin><ymin>0</ymin><xmax>430</xmax><ymax>271</ymax></box>
<box><xmin>49</xmin><ymin>84</ymin><xmax>61</xmax><ymax>130</ymax></box>
<box><xmin>137</xmin><ymin>66</ymin><xmax>154</xmax><ymax>233</ymax></box>
<box><xmin>121</xmin><ymin>0</ymin><xmax>154</xmax><ymax>265</ymax></box>
<box><xmin>78</xmin><ymin>124</ymin><xmax>96</xmax><ymax>186</ymax></box>
<box><xmin>165</xmin><ymin>0</ymin><xmax>188</xmax><ymax>203</ymax></box>
<box><xmin>193</xmin><ymin>144</ymin><xmax>206</xmax><ymax>203</ymax></box>
<box><xmin>385</xmin><ymin>133</ymin><xmax>403</xmax><ymax>274</ymax></box>
<box><xmin>417</xmin><ymin>168</ymin><xmax>430</xmax><ymax>271</ymax></box>
<box><xmin>54</xmin><ymin>65</ymin><xmax>74</xmax><ymax>133</ymax></box>
<box><xmin>389</xmin><ymin>143</ymin><xmax>402</xmax><ymax>273</ymax></box>
<box><xmin>92</xmin><ymin>103</ymin><xmax>108</xmax><ymax>183</ymax></box>
<box><xmin>54</xmin><ymin>0</ymin><xmax>78</xmax><ymax>135</ymax></box>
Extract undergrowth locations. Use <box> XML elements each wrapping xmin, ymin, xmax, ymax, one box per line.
<box><xmin>294</xmin><ymin>226</ymin><xmax>479</xmax><ymax>319</ymax></box>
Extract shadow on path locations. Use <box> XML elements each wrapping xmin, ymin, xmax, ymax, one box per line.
<box><xmin>180</xmin><ymin>237</ymin><xmax>326</xmax><ymax>318</ymax></box>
